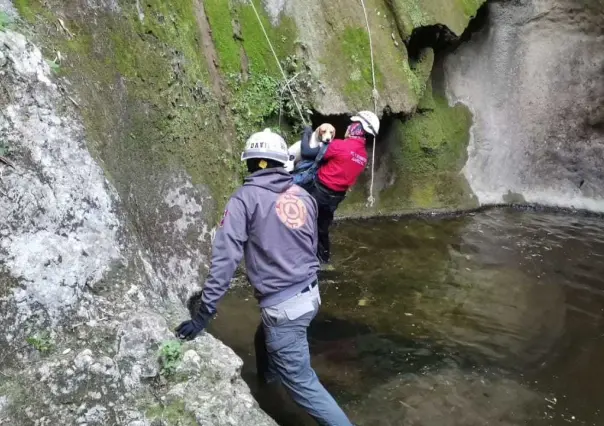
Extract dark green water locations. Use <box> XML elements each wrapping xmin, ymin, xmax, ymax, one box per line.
<box><xmin>208</xmin><ymin>208</ymin><xmax>604</xmax><ymax>426</ymax></box>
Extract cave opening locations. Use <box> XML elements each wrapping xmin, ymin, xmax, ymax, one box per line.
<box><xmin>407</xmin><ymin>24</ymin><xmax>458</xmax><ymax>60</ymax></box>
<box><xmin>309</xmin><ymin>109</ymin><xmax>399</xmax><ymax>145</ymax></box>
<box><xmin>406</xmin><ymin>1</ymin><xmax>490</xmax><ymax>61</ymax></box>
<box><xmin>308</xmin><ymin>109</ymin><xmax>401</xmax><ymax>178</ymax></box>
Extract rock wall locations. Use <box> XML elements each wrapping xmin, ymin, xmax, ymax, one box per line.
<box><xmin>0</xmin><ymin>0</ymin><xmax>485</xmax><ymax>222</ymax></box>
<box><xmin>0</xmin><ymin>29</ymin><xmax>276</xmax><ymax>426</ymax></box>
<box><xmin>445</xmin><ymin>0</ymin><xmax>604</xmax><ymax>211</ymax></box>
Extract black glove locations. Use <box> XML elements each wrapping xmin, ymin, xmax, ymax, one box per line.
<box><xmin>175</xmin><ymin>310</ymin><xmax>212</xmax><ymax>341</ymax></box>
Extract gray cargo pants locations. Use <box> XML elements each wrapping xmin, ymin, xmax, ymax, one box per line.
<box><xmin>254</xmin><ymin>282</ymin><xmax>353</xmax><ymax>426</ymax></box>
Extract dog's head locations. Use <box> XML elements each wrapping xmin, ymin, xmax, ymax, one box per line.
<box><xmin>316</xmin><ymin>123</ymin><xmax>336</xmax><ymax>143</ymax></box>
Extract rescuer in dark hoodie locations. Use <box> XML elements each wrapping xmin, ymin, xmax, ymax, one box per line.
<box><xmin>175</xmin><ymin>128</ymin><xmax>353</xmax><ymax>426</ymax></box>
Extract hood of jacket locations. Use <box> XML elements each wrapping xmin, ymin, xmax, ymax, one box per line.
<box><xmin>243</xmin><ymin>168</ymin><xmax>294</xmax><ymax>194</ymax></box>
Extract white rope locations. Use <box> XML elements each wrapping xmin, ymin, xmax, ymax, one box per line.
<box><xmin>248</xmin><ymin>0</ymin><xmax>308</xmax><ymax>126</ymax></box>
<box><xmin>359</xmin><ymin>0</ymin><xmax>378</xmax><ymax>208</ymax></box>
<box><xmin>248</xmin><ymin>0</ymin><xmax>378</xmax><ymax>206</ymax></box>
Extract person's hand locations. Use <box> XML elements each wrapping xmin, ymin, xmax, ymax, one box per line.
<box><xmin>174</xmin><ymin>314</ymin><xmax>207</xmax><ymax>341</ymax></box>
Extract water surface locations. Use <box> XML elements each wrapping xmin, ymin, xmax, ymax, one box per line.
<box><xmin>208</xmin><ymin>208</ymin><xmax>604</xmax><ymax>426</ymax></box>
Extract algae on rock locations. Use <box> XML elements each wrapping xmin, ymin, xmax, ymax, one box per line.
<box><xmin>390</xmin><ymin>0</ymin><xmax>486</xmax><ymax>38</ymax></box>
<box><xmin>338</xmin><ymin>79</ymin><xmax>477</xmax><ymax>216</ymax></box>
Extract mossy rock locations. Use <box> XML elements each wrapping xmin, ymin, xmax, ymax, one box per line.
<box><xmin>338</xmin><ymin>83</ymin><xmax>478</xmax><ymax>216</ymax></box>
<box><xmin>390</xmin><ymin>0</ymin><xmax>486</xmax><ymax>38</ymax></box>
<box><xmin>247</xmin><ymin>0</ymin><xmax>423</xmax><ymax>115</ymax></box>
<box><xmin>12</xmin><ymin>0</ymin><xmax>485</xmax><ymax>221</ymax></box>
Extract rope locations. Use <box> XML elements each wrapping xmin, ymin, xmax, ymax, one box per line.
<box><xmin>359</xmin><ymin>0</ymin><xmax>378</xmax><ymax>208</ymax></box>
<box><xmin>247</xmin><ymin>0</ymin><xmax>308</xmax><ymax>126</ymax></box>
<box><xmin>248</xmin><ymin>0</ymin><xmax>378</xmax><ymax>207</ymax></box>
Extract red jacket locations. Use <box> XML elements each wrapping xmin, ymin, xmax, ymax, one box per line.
<box><xmin>317</xmin><ymin>137</ymin><xmax>368</xmax><ymax>192</ymax></box>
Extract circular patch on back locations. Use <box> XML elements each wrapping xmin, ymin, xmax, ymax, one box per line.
<box><xmin>275</xmin><ymin>186</ymin><xmax>308</xmax><ymax>229</ymax></box>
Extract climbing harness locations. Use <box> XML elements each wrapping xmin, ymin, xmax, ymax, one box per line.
<box><xmin>248</xmin><ymin>0</ymin><xmax>308</xmax><ymax>127</ymax></box>
<box><xmin>359</xmin><ymin>0</ymin><xmax>379</xmax><ymax>208</ymax></box>
<box><xmin>248</xmin><ymin>0</ymin><xmax>378</xmax><ymax>207</ymax></box>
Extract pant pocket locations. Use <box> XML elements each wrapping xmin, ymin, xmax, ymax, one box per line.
<box><xmin>261</xmin><ymin>305</ymin><xmax>283</xmax><ymax>327</ymax></box>
<box><xmin>265</xmin><ymin>328</ymin><xmax>298</xmax><ymax>353</ymax></box>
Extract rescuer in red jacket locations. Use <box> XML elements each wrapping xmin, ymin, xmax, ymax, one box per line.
<box><xmin>307</xmin><ymin>111</ymin><xmax>380</xmax><ymax>267</ymax></box>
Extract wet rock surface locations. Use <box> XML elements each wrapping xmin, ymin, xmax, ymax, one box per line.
<box><xmin>445</xmin><ymin>0</ymin><xmax>604</xmax><ymax>211</ymax></box>
<box><xmin>0</xmin><ymin>29</ymin><xmax>275</xmax><ymax>426</ymax></box>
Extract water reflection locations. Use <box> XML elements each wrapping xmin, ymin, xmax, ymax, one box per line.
<box><xmin>208</xmin><ymin>208</ymin><xmax>604</xmax><ymax>425</ymax></box>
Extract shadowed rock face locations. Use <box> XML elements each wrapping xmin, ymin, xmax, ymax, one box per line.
<box><xmin>445</xmin><ymin>0</ymin><xmax>604</xmax><ymax>211</ymax></box>
<box><xmin>0</xmin><ymin>29</ymin><xmax>276</xmax><ymax>426</ymax></box>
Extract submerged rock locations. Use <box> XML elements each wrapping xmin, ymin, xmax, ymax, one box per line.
<box><xmin>0</xmin><ymin>29</ymin><xmax>275</xmax><ymax>425</ymax></box>
<box><xmin>348</xmin><ymin>368</ymin><xmax>545</xmax><ymax>426</ymax></box>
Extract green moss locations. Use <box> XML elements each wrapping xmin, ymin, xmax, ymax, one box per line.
<box><xmin>0</xmin><ymin>11</ymin><xmax>11</xmax><ymax>30</ymax></box>
<box><xmin>400</xmin><ymin>60</ymin><xmax>422</xmax><ymax>103</ymax></box>
<box><xmin>324</xmin><ymin>26</ymin><xmax>385</xmax><ymax>108</ymax></box>
<box><xmin>342</xmin><ymin>27</ymin><xmax>384</xmax><ymax>102</ymax></box>
<box><xmin>134</xmin><ymin>0</ymin><xmax>209</xmax><ymax>81</ymax></box>
<box><xmin>228</xmin><ymin>72</ymin><xmax>280</xmax><ymax>136</ymax></box>
<box><xmin>234</xmin><ymin>0</ymin><xmax>297</xmax><ymax>75</ymax></box>
<box><xmin>205</xmin><ymin>0</ymin><xmax>299</xmax><ymax>76</ymax></box>
<box><xmin>204</xmin><ymin>0</ymin><xmax>240</xmax><ymax>75</ymax></box>
<box><xmin>24</xmin><ymin>0</ymin><xmax>245</xmax><ymax>219</ymax></box>
<box><xmin>457</xmin><ymin>0</ymin><xmax>484</xmax><ymax>19</ymax></box>
<box><xmin>146</xmin><ymin>401</ymin><xmax>196</xmax><ymax>426</ymax></box>
<box><xmin>410</xmin><ymin>47</ymin><xmax>434</xmax><ymax>99</ymax></box>
<box><xmin>417</xmin><ymin>78</ymin><xmax>436</xmax><ymax>111</ymax></box>
<box><xmin>388</xmin><ymin>91</ymin><xmax>474</xmax><ymax>208</ymax></box>
<box><xmin>13</xmin><ymin>0</ymin><xmax>36</xmax><ymax>22</ymax></box>
<box><xmin>204</xmin><ymin>0</ymin><xmax>306</xmax><ymax>181</ymax></box>
<box><xmin>390</xmin><ymin>0</ymin><xmax>428</xmax><ymax>39</ymax></box>
<box><xmin>338</xmin><ymin>85</ymin><xmax>476</xmax><ymax>216</ymax></box>
<box><xmin>397</xmin><ymin>95</ymin><xmax>471</xmax><ymax>171</ymax></box>
<box><xmin>13</xmin><ymin>0</ymin><xmax>54</xmax><ymax>24</ymax></box>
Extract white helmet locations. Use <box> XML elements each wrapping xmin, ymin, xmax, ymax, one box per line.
<box><xmin>241</xmin><ymin>128</ymin><xmax>289</xmax><ymax>165</ymax></box>
<box><xmin>351</xmin><ymin>110</ymin><xmax>380</xmax><ymax>136</ymax></box>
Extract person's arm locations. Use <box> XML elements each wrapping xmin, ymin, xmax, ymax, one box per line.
<box><xmin>200</xmin><ymin>196</ymin><xmax>248</xmax><ymax>317</ymax></box>
<box><xmin>320</xmin><ymin>139</ymin><xmax>339</xmax><ymax>162</ymax></box>
<box><xmin>175</xmin><ymin>196</ymin><xmax>248</xmax><ymax>340</ymax></box>
<box><xmin>300</xmin><ymin>126</ymin><xmax>320</xmax><ymax>160</ymax></box>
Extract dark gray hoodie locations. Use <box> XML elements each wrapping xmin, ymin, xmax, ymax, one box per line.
<box><xmin>200</xmin><ymin>168</ymin><xmax>319</xmax><ymax>315</ymax></box>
